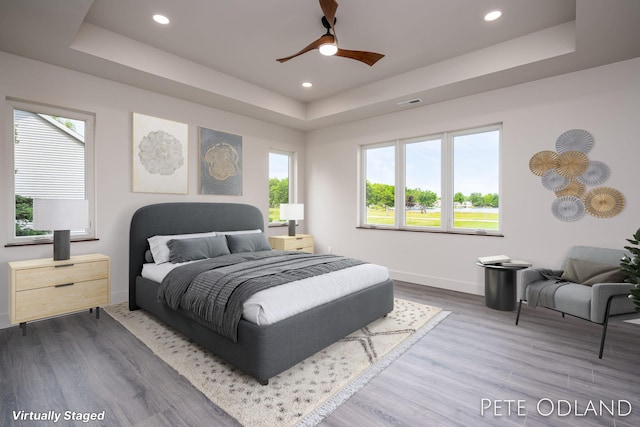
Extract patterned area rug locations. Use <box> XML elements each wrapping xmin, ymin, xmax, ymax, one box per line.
<box><xmin>105</xmin><ymin>299</ymin><xmax>449</xmax><ymax>427</ymax></box>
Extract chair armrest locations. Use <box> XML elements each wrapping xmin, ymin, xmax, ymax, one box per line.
<box><xmin>518</xmin><ymin>268</ymin><xmax>562</xmax><ymax>301</ymax></box>
<box><xmin>591</xmin><ymin>282</ymin><xmax>635</xmax><ymax>323</ymax></box>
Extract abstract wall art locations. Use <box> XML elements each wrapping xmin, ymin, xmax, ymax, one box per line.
<box><xmin>132</xmin><ymin>113</ymin><xmax>188</xmax><ymax>194</ymax></box>
<box><xmin>529</xmin><ymin>129</ymin><xmax>624</xmax><ymax>222</ymax></box>
<box><xmin>199</xmin><ymin>127</ymin><xmax>243</xmax><ymax>195</ymax></box>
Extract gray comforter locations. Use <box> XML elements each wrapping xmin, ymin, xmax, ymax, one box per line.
<box><xmin>158</xmin><ymin>250</ymin><xmax>366</xmax><ymax>341</ymax></box>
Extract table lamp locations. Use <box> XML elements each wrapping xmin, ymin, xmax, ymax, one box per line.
<box><xmin>32</xmin><ymin>199</ymin><xmax>89</xmax><ymax>260</ymax></box>
<box><xmin>279</xmin><ymin>203</ymin><xmax>304</xmax><ymax>236</ymax></box>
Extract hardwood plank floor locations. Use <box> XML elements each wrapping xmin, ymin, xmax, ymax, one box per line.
<box><xmin>1</xmin><ymin>282</ymin><xmax>638</xmax><ymax>426</ymax></box>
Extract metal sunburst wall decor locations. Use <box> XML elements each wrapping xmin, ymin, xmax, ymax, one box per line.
<box><xmin>528</xmin><ymin>129</ymin><xmax>624</xmax><ymax>222</ymax></box>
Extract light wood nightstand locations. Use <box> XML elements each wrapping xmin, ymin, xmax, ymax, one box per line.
<box><xmin>8</xmin><ymin>253</ymin><xmax>111</xmax><ymax>335</ymax></box>
<box><xmin>268</xmin><ymin>234</ymin><xmax>314</xmax><ymax>254</ymax></box>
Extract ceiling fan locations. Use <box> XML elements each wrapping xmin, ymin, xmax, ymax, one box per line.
<box><xmin>276</xmin><ymin>0</ymin><xmax>385</xmax><ymax>66</ymax></box>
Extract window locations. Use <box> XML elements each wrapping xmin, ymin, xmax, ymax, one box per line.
<box><xmin>8</xmin><ymin>99</ymin><xmax>95</xmax><ymax>244</ymax></box>
<box><xmin>451</xmin><ymin>128</ymin><xmax>500</xmax><ymax>231</ymax></box>
<box><xmin>360</xmin><ymin>124</ymin><xmax>501</xmax><ymax>234</ymax></box>
<box><xmin>404</xmin><ymin>136</ymin><xmax>442</xmax><ymax>228</ymax></box>
<box><xmin>268</xmin><ymin>150</ymin><xmax>293</xmax><ymax>224</ymax></box>
<box><xmin>363</xmin><ymin>144</ymin><xmax>396</xmax><ymax>226</ymax></box>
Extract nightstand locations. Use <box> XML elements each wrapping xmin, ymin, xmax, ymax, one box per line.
<box><xmin>8</xmin><ymin>253</ymin><xmax>111</xmax><ymax>335</ymax></box>
<box><xmin>269</xmin><ymin>234</ymin><xmax>314</xmax><ymax>253</ymax></box>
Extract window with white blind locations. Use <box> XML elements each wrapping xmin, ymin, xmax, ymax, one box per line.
<box><xmin>7</xmin><ymin>99</ymin><xmax>95</xmax><ymax>243</ymax></box>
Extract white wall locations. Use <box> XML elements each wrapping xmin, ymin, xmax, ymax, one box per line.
<box><xmin>0</xmin><ymin>52</ymin><xmax>305</xmax><ymax>329</ymax></box>
<box><xmin>305</xmin><ymin>58</ymin><xmax>640</xmax><ymax>295</ymax></box>
<box><xmin>2</xmin><ymin>50</ymin><xmax>639</xmax><ymax>329</ymax></box>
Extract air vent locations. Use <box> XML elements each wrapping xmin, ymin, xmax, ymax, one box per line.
<box><xmin>396</xmin><ymin>98</ymin><xmax>423</xmax><ymax>108</ymax></box>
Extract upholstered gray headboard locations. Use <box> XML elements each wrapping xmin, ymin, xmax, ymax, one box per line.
<box><xmin>129</xmin><ymin>202</ymin><xmax>265</xmax><ymax>310</ymax></box>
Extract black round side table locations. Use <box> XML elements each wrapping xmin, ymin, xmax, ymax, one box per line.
<box><xmin>476</xmin><ymin>262</ymin><xmax>529</xmax><ymax>311</ymax></box>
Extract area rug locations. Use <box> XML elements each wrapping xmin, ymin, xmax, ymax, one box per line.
<box><xmin>105</xmin><ymin>299</ymin><xmax>449</xmax><ymax>427</ymax></box>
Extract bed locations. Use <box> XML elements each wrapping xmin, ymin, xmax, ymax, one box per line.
<box><xmin>129</xmin><ymin>202</ymin><xmax>394</xmax><ymax>384</ymax></box>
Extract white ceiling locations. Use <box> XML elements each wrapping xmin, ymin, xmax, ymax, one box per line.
<box><xmin>1</xmin><ymin>0</ymin><xmax>639</xmax><ymax>130</ymax></box>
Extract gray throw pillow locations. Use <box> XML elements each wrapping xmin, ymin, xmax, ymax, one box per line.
<box><xmin>561</xmin><ymin>258</ymin><xmax>627</xmax><ymax>286</ymax></box>
<box><xmin>226</xmin><ymin>233</ymin><xmax>272</xmax><ymax>253</ymax></box>
<box><xmin>167</xmin><ymin>235</ymin><xmax>230</xmax><ymax>263</ymax></box>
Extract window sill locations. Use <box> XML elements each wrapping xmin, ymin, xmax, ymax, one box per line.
<box><xmin>5</xmin><ymin>237</ymin><xmax>99</xmax><ymax>248</ymax></box>
<box><xmin>268</xmin><ymin>223</ymin><xmax>288</xmax><ymax>228</ymax></box>
<box><xmin>356</xmin><ymin>226</ymin><xmax>503</xmax><ymax>237</ymax></box>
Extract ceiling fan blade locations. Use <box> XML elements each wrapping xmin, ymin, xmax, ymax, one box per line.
<box><xmin>335</xmin><ymin>49</ymin><xmax>385</xmax><ymax>66</ymax></box>
<box><xmin>319</xmin><ymin>0</ymin><xmax>338</xmax><ymax>29</ymax></box>
<box><xmin>319</xmin><ymin>0</ymin><xmax>339</xmax><ymax>43</ymax></box>
<box><xmin>276</xmin><ymin>35</ymin><xmax>333</xmax><ymax>63</ymax></box>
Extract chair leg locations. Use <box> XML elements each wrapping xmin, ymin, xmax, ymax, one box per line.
<box><xmin>515</xmin><ymin>300</ymin><xmax>523</xmax><ymax>325</ymax></box>
<box><xmin>599</xmin><ymin>321</ymin><xmax>609</xmax><ymax>359</ymax></box>
<box><xmin>599</xmin><ymin>295</ymin><xmax>617</xmax><ymax>359</ymax></box>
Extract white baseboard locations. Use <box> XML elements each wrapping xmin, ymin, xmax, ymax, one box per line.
<box><xmin>109</xmin><ymin>290</ymin><xmax>129</xmax><ymax>305</ymax></box>
<box><xmin>390</xmin><ymin>270</ymin><xmax>483</xmax><ymax>296</ymax></box>
<box><xmin>0</xmin><ymin>313</ymin><xmax>11</xmax><ymax>330</ymax></box>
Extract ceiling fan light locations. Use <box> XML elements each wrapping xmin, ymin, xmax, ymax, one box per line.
<box><xmin>319</xmin><ymin>43</ymin><xmax>338</xmax><ymax>56</ymax></box>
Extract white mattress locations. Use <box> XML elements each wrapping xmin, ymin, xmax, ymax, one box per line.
<box><xmin>141</xmin><ymin>261</ymin><xmax>389</xmax><ymax>326</ymax></box>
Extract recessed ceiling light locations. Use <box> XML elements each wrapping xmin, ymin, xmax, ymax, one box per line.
<box><xmin>302</xmin><ymin>82</ymin><xmax>313</xmax><ymax>88</ymax></box>
<box><xmin>153</xmin><ymin>14</ymin><xmax>170</xmax><ymax>25</ymax></box>
<box><xmin>484</xmin><ymin>10</ymin><xmax>502</xmax><ymax>21</ymax></box>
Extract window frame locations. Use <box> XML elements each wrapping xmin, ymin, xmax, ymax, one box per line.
<box><xmin>359</xmin><ymin>123</ymin><xmax>502</xmax><ymax>235</ymax></box>
<box><xmin>268</xmin><ymin>149</ymin><xmax>296</xmax><ymax>225</ymax></box>
<box><xmin>6</xmin><ymin>99</ymin><xmax>96</xmax><ymax>245</ymax></box>
<box><xmin>360</xmin><ymin>141</ymin><xmax>398</xmax><ymax>228</ymax></box>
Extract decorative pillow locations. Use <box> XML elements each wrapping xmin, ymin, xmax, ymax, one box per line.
<box><xmin>167</xmin><ymin>235</ymin><xmax>230</xmax><ymax>263</ymax></box>
<box><xmin>561</xmin><ymin>258</ymin><xmax>627</xmax><ymax>286</ymax></box>
<box><xmin>148</xmin><ymin>231</ymin><xmax>217</xmax><ymax>264</ymax></box>
<box><xmin>144</xmin><ymin>250</ymin><xmax>154</xmax><ymax>263</ymax></box>
<box><xmin>226</xmin><ymin>232</ymin><xmax>272</xmax><ymax>254</ymax></box>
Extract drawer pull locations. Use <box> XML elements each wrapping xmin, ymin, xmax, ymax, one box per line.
<box><xmin>55</xmin><ymin>283</ymin><xmax>74</xmax><ymax>288</ymax></box>
<box><xmin>55</xmin><ymin>264</ymin><xmax>75</xmax><ymax>268</ymax></box>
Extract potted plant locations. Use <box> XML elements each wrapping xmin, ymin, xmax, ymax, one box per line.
<box><xmin>620</xmin><ymin>227</ymin><xmax>640</xmax><ymax>312</ymax></box>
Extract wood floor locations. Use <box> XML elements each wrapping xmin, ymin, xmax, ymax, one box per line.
<box><xmin>1</xmin><ymin>281</ymin><xmax>638</xmax><ymax>426</ymax></box>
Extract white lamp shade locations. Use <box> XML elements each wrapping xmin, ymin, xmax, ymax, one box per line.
<box><xmin>32</xmin><ymin>199</ymin><xmax>89</xmax><ymax>231</ymax></box>
<box><xmin>280</xmin><ymin>203</ymin><xmax>304</xmax><ymax>221</ymax></box>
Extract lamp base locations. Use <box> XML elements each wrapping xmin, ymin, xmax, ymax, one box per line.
<box><xmin>53</xmin><ymin>230</ymin><xmax>71</xmax><ymax>261</ymax></box>
<box><xmin>288</xmin><ymin>220</ymin><xmax>296</xmax><ymax>237</ymax></box>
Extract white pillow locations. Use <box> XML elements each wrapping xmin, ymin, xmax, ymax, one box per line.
<box><xmin>148</xmin><ymin>231</ymin><xmax>217</xmax><ymax>264</ymax></box>
<box><xmin>215</xmin><ymin>229</ymin><xmax>262</xmax><ymax>236</ymax></box>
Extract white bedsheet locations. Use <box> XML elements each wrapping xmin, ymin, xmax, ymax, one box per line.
<box><xmin>141</xmin><ymin>261</ymin><xmax>389</xmax><ymax>325</ymax></box>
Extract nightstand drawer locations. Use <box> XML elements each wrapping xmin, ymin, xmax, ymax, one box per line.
<box><xmin>15</xmin><ymin>261</ymin><xmax>109</xmax><ymax>291</ymax></box>
<box><xmin>269</xmin><ymin>234</ymin><xmax>314</xmax><ymax>253</ymax></box>
<box><xmin>282</xmin><ymin>236</ymin><xmax>314</xmax><ymax>250</ymax></box>
<box><xmin>15</xmin><ymin>278</ymin><xmax>109</xmax><ymax>323</ymax></box>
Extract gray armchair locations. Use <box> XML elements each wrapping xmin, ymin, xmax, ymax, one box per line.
<box><xmin>516</xmin><ymin>245</ymin><xmax>635</xmax><ymax>358</ymax></box>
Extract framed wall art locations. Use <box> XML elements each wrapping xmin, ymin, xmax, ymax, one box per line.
<box><xmin>199</xmin><ymin>127</ymin><xmax>243</xmax><ymax>195</ymax></box>
<box><xmin>132</xmin><ymin>113</ymin><xmax>188</xmax><ymax>194</ymax></box>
